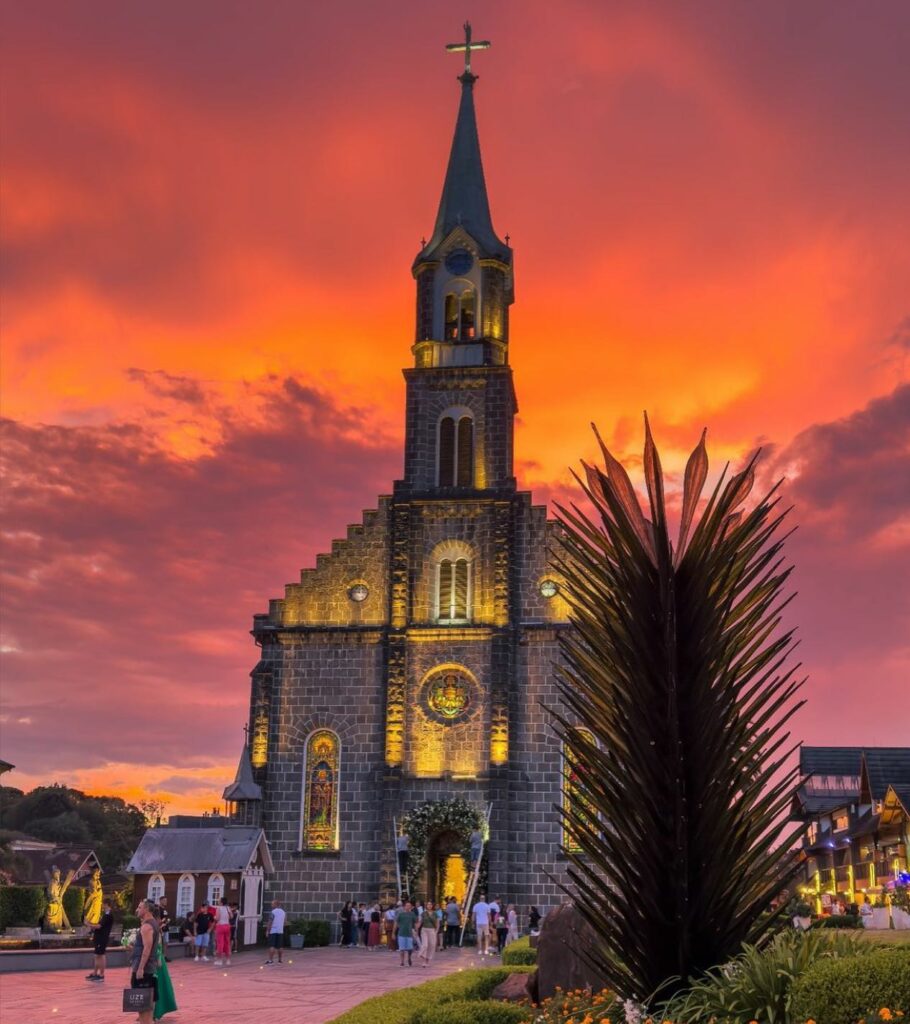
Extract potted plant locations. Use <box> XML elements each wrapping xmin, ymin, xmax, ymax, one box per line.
<box><xmin>287</xmin><ymin>918</ymin><xmax>306</xmax><ymax>949</ymax></box>
<box><xmin>792</xmin><ymin>900</ymin><xmax>813</xmax><ymax>930</ymax></box>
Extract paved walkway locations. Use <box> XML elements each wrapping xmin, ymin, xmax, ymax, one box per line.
<box><xmin>0</xmin><ymin>945</ymin><xmax>487</xmax><ymax>1024</ymax></box>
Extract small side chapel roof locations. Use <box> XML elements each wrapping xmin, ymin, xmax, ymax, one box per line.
<box><xmin>222</xmin><ymin>744</ymin><xmax>262</xmax><ymax>802</ymax></box>
<box><xmin>126</xmin><ymin>827</ymin><xmax>272</xmax><ymax>875</ymax></box>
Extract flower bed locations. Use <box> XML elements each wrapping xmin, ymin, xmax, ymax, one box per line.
<box><xmin>502</xmin><ymin>936</ymin><xmax>537</xmax><ymax>966</ymax></box>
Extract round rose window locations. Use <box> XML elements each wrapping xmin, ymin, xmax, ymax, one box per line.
<box><xmin>422</xmin><ymin>670</ymin><xmax>475</xmax><ymax>722</ymax></box>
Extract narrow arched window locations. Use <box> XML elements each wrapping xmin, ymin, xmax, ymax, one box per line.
<box><xmin>207</xmin><ymin>872</ymin><xmax>224</xmax><ymax>905</ymax></box>
<box><xmin>438</xmin><ymin>413</ymin><xmax>473</xmax><ymax>487</ymax></box>
<box><xmin>301</xmin><ymin>730</ymin><xmax>340</xmax><ymax>851</ymax></box>
<box><xmin>147</xmin><ymin>873</ymin><xmax>165</xmax><ymax>903</ymax></box>
<box><xmin>562</xmin><ymin>727</ymin><xmax>597</xmax><ymax>854</ymax></box>
<box><xmin>177</xmin><ymin>873</ymin><xmax>195</xmax><ymax>917</ymax></box>
<box><xmin>438</xmin><ymin>557</ymin><xmax>471</xmax><ymax>621</ymax></box>
<box><xmin>444</xmin><ymin>289</ymin><xmax>476</xmax><ymax>341</ymax></box>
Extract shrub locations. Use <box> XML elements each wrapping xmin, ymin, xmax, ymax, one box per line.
<box><xmin>790</xmin><ymin>947</ymin><xmax>910</xmax><ymax>1024</ymax></box>
<box><xmin>63</xmin><ymin>885</ymin><xmax>85</xmax><ymax>925</ymax></box>
<box><xmin>326</xmin><ymin>966</ymin><xmax>534</xmax><ymax>1024</ymax></box>
<box><xmin>303</xmin><ymin>919</ymin><xmax>331</xmax><ymax>946</ymax></box>
<box><xmin>411</xmin><ymin>1001</ymin><xmax>530</xmax><ymax>1024</ymax></box>
<box><xmin>0</xmin><ymin>885</ymin><xmax>47</xmax><ymax>928</ymax></box>
<box><xmin>120</xmin><ymin>913</ymin><xmax>140</xmax><ymax>929</ymax></box>
<box><xmin>811</xmin><ymin>913</ymin><xmax>861</xmax><ymax>929</ymax></box>
<box><xmin>502</xmin><ymin>936</ymin><xmax>537</xmax><ymax>966</ymax></box>
<box><xmin>661</xmin><ymin>929</ymin><xmax>871</xmax><ymax>1024</ymax></box>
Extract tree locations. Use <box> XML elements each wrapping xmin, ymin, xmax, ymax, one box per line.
<box><xmin>555</xmin><ymin>420</ymin><xmax>805</xmax><ymax>1000</ymax></box>
<box><xmin>3</xmin><ymin>785</ymin><xmax>147</xmax><ymax>871</ymax></box>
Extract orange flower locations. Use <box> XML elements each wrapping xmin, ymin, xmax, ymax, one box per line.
<box><xmin>880</xmin><ymin>1012</ymin><xmax>893</xmax><ymax>1022</ymax></box>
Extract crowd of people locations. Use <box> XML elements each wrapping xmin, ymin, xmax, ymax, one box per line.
<box><xmin>336</xmin><ymin>893</ymin><xmax>533</xmax><ymax>966</ymax></box>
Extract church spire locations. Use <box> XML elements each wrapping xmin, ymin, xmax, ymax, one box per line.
<box><xmin>411</xmin><ymin>24</ymin><xmax>514</xmax><ymax>368</ymax></box>
<box><xmin>418</xmin><ymin>22</ymin><xmax>510</xmax><ymax>262</ymax></box>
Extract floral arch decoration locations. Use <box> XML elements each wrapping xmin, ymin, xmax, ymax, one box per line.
<box><xmin>399</xmin><ymin>797</ymin><xmax>486</xmax><ymax>897</ymax></box>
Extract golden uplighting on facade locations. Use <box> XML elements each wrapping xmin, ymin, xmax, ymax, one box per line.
<box><xmin>251</xmin><ymin>714</ymin><xmax>269</xmax><ymax>768</ymax></box>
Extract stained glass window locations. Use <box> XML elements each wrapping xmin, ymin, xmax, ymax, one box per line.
<box><xmin>562</xmin><ymin>728</ymin><xmax>597</xmax><ymax>854</ymax></box>
<box><xmin>302</xmin><ymin>729</ymin><xmax>340</xmax><ymax>851</ymax></box>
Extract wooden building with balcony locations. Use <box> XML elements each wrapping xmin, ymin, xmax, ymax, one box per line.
<box><xmin>792</xmin><ymin>746</ymin><xmax>910</xmax><ymax>910</ymax></box>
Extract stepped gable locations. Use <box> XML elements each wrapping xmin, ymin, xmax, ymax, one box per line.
<box><xmin>265</xmin><ymin>498</ymin><xmax>391</xmax><ymax>628</ymax></box>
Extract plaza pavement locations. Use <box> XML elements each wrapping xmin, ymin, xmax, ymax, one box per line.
<box><xmin>0</xmin><ymin>944</ymin><xmax>486</xmax><ymax>1024</ymax></box>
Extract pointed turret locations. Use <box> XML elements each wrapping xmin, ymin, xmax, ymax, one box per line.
<box><xmin>412</xmin><ymin>24</ymin><xmax>514</xmax><ymax>370</ymax></box>
<box><xmin>223</xmin><ymin>744</ymin><xmax>262</xmax><ymax>825</ymax></box>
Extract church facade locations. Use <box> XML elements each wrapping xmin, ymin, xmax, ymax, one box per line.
<box><xmin>237</xmin><ymin>40</ymin><xmax>575</xmax><ymax>920</ymax></box>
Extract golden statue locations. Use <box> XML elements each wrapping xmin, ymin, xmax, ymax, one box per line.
<box><xmin>82</xmin><ymin>867</ymin><xmax>103</xmax><ymax>925</ymax></box>
<box><xmin>44</xmin><ymin>867</ymin><xmax>66</xmax><ymax>930</ymax></box>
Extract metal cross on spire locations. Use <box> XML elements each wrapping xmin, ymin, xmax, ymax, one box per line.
<box><xmin>445</xmin><ymin>21</ymin><xmax>491</xmax><ymax>77</ymax></box>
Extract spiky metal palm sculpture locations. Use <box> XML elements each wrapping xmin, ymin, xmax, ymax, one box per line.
<box><xmin>554</xmin><ymin>418</ymin><xmax>805</xmax><ymax>1000</ymax></box>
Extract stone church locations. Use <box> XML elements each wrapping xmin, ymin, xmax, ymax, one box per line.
<box><xmin>230</xmin><ymin>33</ymin><xmax>575</xmax><ymax>920</ymax></box>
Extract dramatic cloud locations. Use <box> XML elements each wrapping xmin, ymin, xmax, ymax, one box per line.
<box><xmin>1</xmin><ymin>2</ymin><xmax>909</xmax><ymax>808</ymax></box>
<box><xmin>0</xmin><ymin>374</ymin><xmax>399</xmax><ymax>807</ymax></box>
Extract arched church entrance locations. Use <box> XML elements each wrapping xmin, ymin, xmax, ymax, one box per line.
<box><xmin>398</xmin><ymin>797</ymin><xmax>485</xmax><ymax>903</ymax></box>
<box><xmin>427</xmin><ymin>829</ymin><xmax>467</xmax><ymax>906</ymax></box>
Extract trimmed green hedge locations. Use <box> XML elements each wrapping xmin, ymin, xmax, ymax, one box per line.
<box><xmin>63</xmin><ymin>885</ymin><xmax>85</xmax><ymax>925</ymax></box>
<box><xmin>411</xmin><ymin>1001</ymin><xmax>530</xmax><ymax>1024</ymax></box>
<box><xmin>501</xmin><ymin>936</ymin><xmax>536</xmax><ymax>966</ymax></box>
<box><xmin>0</xmin><ymin>885</ymin><xmax>47</xmax><ymax>928</ymax></box>
<box><xmin>790</xmin><ymin>947</ymin><xmax>910</xmax><ymax>1024</ymax></box>
<box><xmin>326</xmin><ymin>966</ymin><xmax>535</xmax><ymax>1024</ymax></box>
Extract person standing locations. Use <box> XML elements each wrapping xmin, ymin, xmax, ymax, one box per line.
<box><xmin>157</xmin><ymin>897</ymin><xmax>172</xmax><ymax>961</ymax></box>
<box><xmin>506</xmin><ymin>904</ymin><xmax>519</xmax><ymax>946</ymax></box>
<box><xmin>213</xmin><ymin>897</ymin><xmax>232</xmax><ymax>966</ymax></box>
<box><xmin>180</xmin><ymin>911</ymin><xmax>195</xmax><ymax>958</ymax></box>
<box><xmin>265</xmin><ymin>899</ymin><xmax>286</xmax><ymax>964</ymax></box>
<box><xmin>358</xmin><ymin>902</ymin><xmax>369</xmax><ymax>947</ymax></box>
<box><xmin>193</xmin><ymin>904</ymin><xmax>211</xmax><ymax>962</ymax></box>
<box><xmin>367</xmin><ymin>904</ymin><xmax>382</xmax><ymax>949</ymax></box>
<box><xmin>229</xmin><ymin>903</ymin><xmax>239</xmax><ymax>954</ymax></box>
<box><xmin>417</xmin><ymin>901</ymin><xmax>438</xmax><ymax>967</ymax></box>
<box><xmin>394</xmin><ymin>899</ymin><xmax>416</xmax><ymax>967</ymax></box>
<box><xmin>469</xmin><ymin>828</ymin><xmax>483</xmax><ymax>866</ymax></box>
<box><xmin>528</xmin><ymin>906</ymin><xmax>541</xmax><ymax>933</ymax></box>
<box><xmin>444</xmin><ymin>896</ymin><xmax>460</xmax><ymax>949</ymax></box>
<box><xmin>435</xmin><ymin>902</ymin><xmax>444</xmax><ymax>952</ymax></box>
<box><xmin>494</xmin><ymin>898</ymin><xmax>508</xmax><ymax>954</ymax></box>
<box><xmin>129</xmin><ymin>899</ymin><xmax>160</xmax><ymax>1024</ymax></box>
<box><xmin>339</xmin><ymin>901</ymin><xmax>353</xmax><ymax>947</ymax></box>
<box><xmin>472</xmin><ymin>893</ymin><xmax>491</xmax><ymax>956</ymax></box>
<box><xmin>86</xmin><ymin>898</ymin><xmax>113</xmax><ymax>981</ymax></box>
<box><xmin>384</xmin><ymin>903</ymin><xmax>398</xmax><ymax>950</ymax></box>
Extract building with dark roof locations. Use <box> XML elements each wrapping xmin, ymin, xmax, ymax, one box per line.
<box><xmin>793</xmin><ymin>745</ymin><xmax>910</xmax><ymax>911</ymax></box>
<box><xmin>126</xmin><ymin>818</ymin><xmax>272</xmax><ymax>948</ymax></box>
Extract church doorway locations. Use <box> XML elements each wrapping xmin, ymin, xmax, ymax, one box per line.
<box><xmin>427</xmin><ymin>829</ymin><xmax>467</xmax><ymax>905</ymax></box>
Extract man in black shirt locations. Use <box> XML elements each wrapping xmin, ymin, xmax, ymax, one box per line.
<box><xmin>86</xmin><ymin>899</ymin><xmax>114</xmax><ymax>981</ymax></box>
<box><xmin>194</xmin><ymin>904</ymin><xmax>211</xmax><ymax>962</ymax></box>
<box><xmin>157</xmin><ymin>897</ymin><xmax>172</xmax><ymax>961</ymax></box>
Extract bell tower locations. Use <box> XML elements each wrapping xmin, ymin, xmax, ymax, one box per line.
<box><xmin>398</xmin><ymin>23</ymin><xmax>517</xmax><ymax>499</ymax></box>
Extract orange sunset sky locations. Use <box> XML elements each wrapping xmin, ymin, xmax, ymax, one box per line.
<box><xmin>1</xmin><ymin>1</ymin><xmax>908</xmax><ymax>816</ymax></box>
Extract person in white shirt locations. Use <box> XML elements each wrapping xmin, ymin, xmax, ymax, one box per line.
<box><xmin>506</xmin><ymin>904</ymin><xmax>519</xmax><ymax>945</ymax></box>
<box><xmin>472</xmin><ymin>894</ymin><xmax>491</xmax><ymax>955</ymax></box>
<box><xmin>265</xmin><ymin>900</ymin><xmax>286</xmax><ymax>965</ymax></box>
<box><xmin>213</xmin><ymin>898</ymin><xmax>232</xmax><ymax>966</ymax></box>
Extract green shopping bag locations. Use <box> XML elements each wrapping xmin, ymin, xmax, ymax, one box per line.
<box><xmin>153</xmin><ymin>943</ymin><xmax>178</xmax><ymax>1020</ymax></box>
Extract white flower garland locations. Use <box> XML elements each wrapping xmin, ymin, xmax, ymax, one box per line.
<box><xmin>400</xmin><ymin>797</ymin><xmax>485</xmax><ymax>896</ymax></box>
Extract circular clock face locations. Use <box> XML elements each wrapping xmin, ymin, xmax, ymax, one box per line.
<box><xmin>445</xmin><ymin>248</ymin><xmax>474</xmax><ymax>275</ymax></box>
<box><xmin>348</xmin><ymin>583</ymin><xmax>369</xmax><ymax>603</ymax></box>
<box><xmin>539</xmin><ymin>579</ymin><xmax>558</xmax><ymax>599</ymax></box>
